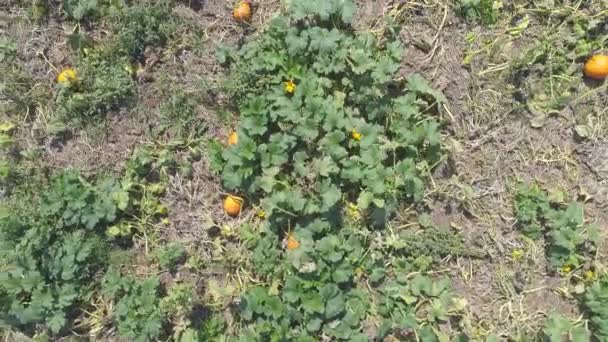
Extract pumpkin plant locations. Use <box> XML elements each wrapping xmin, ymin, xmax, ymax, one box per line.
<box><xmin>219</xmin><ymin>0</ymin><xmax>446</xmax><ymax>233</ymax></box>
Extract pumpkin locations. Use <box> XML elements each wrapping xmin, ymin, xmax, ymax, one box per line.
<box><xmin>584</xmin><ymin>54</ymin><xmax>608</xmax><ymax>80</ymax></box>
<box><xmin>228</xmin><ymin>131</ymin><xmax>238</xmax><ymax>145</ymax></box>
<box><xmin>233</xmin><ymin>0</ymin><xmax>252</xmax><ymax>22</ymax></box>
<box><xmin>286</xmin><ymin>233</ymin><xmax>300</xmax><ymax>250</ymax></box>
<box><xmin>57</xmin><ymin>67</ymin><xmax>78</xmax><ymax>86</ymax></box>
<box><xmin>224</xmin><ymin>195</ymin><xmax>244</xmax><ymax>217</ymax></box>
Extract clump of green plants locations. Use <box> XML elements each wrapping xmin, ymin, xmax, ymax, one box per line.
<box><xmin>0</xmin><ymin>122</ymin><xmax>16</xmax><ymax>186</ymax></box>
<box><xmin>514</xmin><ymin>183</ymin><xmax>598</xmax><ymax>271</ymax></box>
<box><xmin>155</xmin><ymin>242</ymin><xmax>187</xmax><ymax>272</ymax></box>
<box><xmin>220</xmin><ymin>0</ymin><xmax>445</xmax><ymax>231</ymax></box>
<box><xmin>458</xmin><ymin>0</ymin><xmax>502</xmax><ymax>25</ymax></box>
<box><xmin>236</xmin><ymin>225</ymin><xmax>467</xmax><ymax>340</ymax></box>
<box><xmin>160</xmin><ymin>282</ymin><xmax>198</xmax><ymax>339</ymax></box>
<box><xmin>101</xmin><ymin>270</ymin><xmax>164</xmax><ymax>341</ymax></box>
<box><xmin>582</xmin><ymin>274</ymin><xmax>608</xmax><ymax>340</ymax></box>
<box><xmin>0</xmin><ymin>171</ymin><xmax>125</xmax><ymax>334</ymax></box>
<box><xmin>0</xmin><ymin>139</ymin><xmax>185</xmax><ymax>337</ymax></box>
<box><xmin>156</xmin><ymin>85</ymin><xmax>203</xmax><ymax>138</ymax></box>
<box><xmin>55</xmin><ymin>4</ymin><xmax>175</xmax><ymax>124</ymax></box>
<box><xmin>107</xmin><ymin>139</ymin><xmax>203</xmax><ymax>238</ymax></box>
<box><xmin>214</xmin><ymin>1</ymin><xmax>471</xmax><ymax>340</ymax></box>
<box><xmin>63</xmin><ymin>0</ymin><xmax>124</xmax><ymax>21</ymax></box>
<box><xmin>540</xmin><ymin>313</ymin><xmax>590</xmax><ymax>341</ymax></box>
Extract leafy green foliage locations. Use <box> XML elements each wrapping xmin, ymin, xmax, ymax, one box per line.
<box><xmin>514</xmin><ymin>183</ymin><xmax>551</xmax><ymax>239</ymax></box>
<box><xmin>56</xmin><ymin>56</ymin><xmax>134</xmax><ymax>123</ymax></box>
<box><xmin>514</xmin><ymin>183</ymin><xmax>598</xmax><ymax>270</ymax></box>
<box><xmin>102</xmin><ymin>270</ymin><xmax>165</xmax><ymax>341</ymax></box>
<box><xmin>541</xmin><ymin>313</ymin><xmax>589</xmax><ymax>342</ymax></box>
<box><xmin>458</xmin><ymin>0</ymin><xmax>501</xmax><ymax>25</ymax></box>
<box><xmin>234</xmin><ymin>220</ymin><xmax>469</xmax><ymax>340</ymax></box>
<box><xmin>157</xmin><ymin>87</ymin><xmax>202</xmax><ymax>137</ymax></box>
<box><xmin>0</xmin><ymin>171</ymin><xmax>123</xmax><ymax>334</ymax></box>
<box><xmin>0</xmin><ymin>139</ymin><xmax>181</xmax><ymax>337</ymax></box>
<box><xmin>215</xmin><ymin>2</ymin><xmax>469</xmax><ymax>340</ymax></box>
<box><xmin>107</xmin><ymin>4</ymin><xmax>175</xmax><ymax>60</ymax></box>
<box><xmin>160</xmin><ymin>282</ymin><xmax>197</xmax><ymax>339</ymax></box>
<box><xmin>155</xmin><ymin>242</ymin><xmax>187</xmax><ymax>272</ymax></box>
<box><xmin>220</xmin><ymin>0</ymin><xmax>445</xmax><ymax>231</ymax></box>
<box><xmin>388</xmin><ymin>226</ymin><xmax>480</xmax><ymax>273</ymax></box>
<box><xmin>63</xmin><ymin>0</ymin><xmax>123</xmax><ymax>21</ymax></box>
<box><xmin>583</xmin><ymin>275</ymin><xmax>608</xmax><ymax>340</ymax></box>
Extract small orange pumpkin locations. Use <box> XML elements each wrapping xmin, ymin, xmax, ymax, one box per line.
<box><xmin>286</xmin><ymin>233</ymin><xmax>300</xmax><ymax>250</ymax></box>
<box><xmin>228</xmin><ymin>131</ymin><xmax>238</xmax><ymax>146</ymax></box>
<box><xmin>223</xmin><ymin>195</ymin><xmax>244</xmax><ymax>217</ymax></box>
<box><xmin>584</xmin><ymin>54</ymin><xmax>608</xmax><ymax>80</ymax></box>
<box><xmin>233</xmin><ymin>0</ymin><xmax>252</xmax><ymax>22</ymax></box>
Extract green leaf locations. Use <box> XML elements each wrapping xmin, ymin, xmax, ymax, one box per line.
<box><xmin>357</xmin><ymin>191</ymin><xmax>373</xmax><ymax>209</ymax></box>
<box><xmin>306</xmin><ymin>317</ymin><xmax>323</xmax><ymax>332</ymax></box>
<box><xmin>47</xmin><ymin>313</ymin><xmax>66</xmax><ymax>333</ymax></box>
<box><xmin>301</xmin><ymin>292</ymin><xmax>324</xmax><ymax>314</ymax></box>
<box><xmin>407</xmin><ymin>73</ymin><xmax>447</xmax><ymax>103</ymax></box>
<box><xmin>325</xmin><ymin>293</ymin><xmax>345</xmax><ymax>319</ymax></box>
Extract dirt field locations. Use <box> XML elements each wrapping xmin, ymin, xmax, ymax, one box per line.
<box><xmin>2</xmin><ymin>0</ymin><xmax>608</xmax><ymax>340</ymax></box>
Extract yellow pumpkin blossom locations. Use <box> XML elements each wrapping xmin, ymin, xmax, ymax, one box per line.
<box><xmin>562</xmin><ymin>265</ymin><xmax>572</xmax><ymax>273</ymax></box>
<box><xmin>284</xmin><ymin>79</ymin><xmax>296</xmax><ymax>94</ymax></box>
<box><xmin>57</xmin><ymin>67</ymin><xmax>78</xmax><ymax>86</ymax></box>
<box><xmin>351</xmin><ymin>129</ymin><xmax>362</xmax><ymax>141</ymax></box>
<box><xmin>511</xmin><ymin>249</ymin><xmax>523</xmax><ymax>260</ymax></box>
<box><xmin>256</xmin><ymin>209</ymin><xmax>266</xmax><ymax>219</ymax></box>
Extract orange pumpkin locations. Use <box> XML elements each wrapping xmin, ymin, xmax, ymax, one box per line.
<box><xmin>223</xmin><ymin>195</ymin><xmax>244</xmax><ymax>217</ymax></box>
<box><xmin>228</xmin><ymin>131</ymin><xmax>238</xmax><ymax>146</ymax></box>
<box><xmin>233</xmin><ymin>0</ymin><xmax>252</xmax><ymax>22</ymax></box>
<box><xmin>286</xmin><ymin>233</ymin><xmax>300</xmax><ymax>250</ymax></box>
<box><xmin>584</xmin><ymin>54</ymin><xmax>608</xmax><ymax>80</ymax></box>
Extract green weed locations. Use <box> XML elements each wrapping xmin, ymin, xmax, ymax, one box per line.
<box><xmin>155</xmin><ymin>242</ymin><xmax>187</xmax><ymax>272</ymax></box>
<box><xmin>63</xmin><ymin>0</ymin><xmax>123</xmax><ymax>21</ymax></box>
<box><xmin>55</xmin><ymin>4</ymin><xmax>175</xmax><ymax>125</ymax></box>
<box><xmin>458</xmin><ymin>0</ymin><xmax>502</xmax><ymax>25</ymax></box>
<box><xmin>160</xmin><ymin>282</ymin><xmax>198</xmax><ymax>339</ymax></box>
<box><xmin>514</xmin><ymin>183</ymin><xmax>598</xmax><ymax>271</ymax></box>
<box><xmin>583</xmin><ymin>274</ymin><xmax>608</xmax><ymax>340</ymax></box>
<box><xmin>101</xmin><ymin>270</ymin><xmax>164</xmax><ymax>341</ymax></box>
<box><xmin>0</xmin><ymin>39</ymin><xmax>48</xmax><ymax>121</ymax></box>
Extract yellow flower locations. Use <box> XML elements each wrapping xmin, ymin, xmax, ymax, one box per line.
<box><xmin>346</xmin><ymin>202</ymin><xmax>361</xmax><ymax>221</ymax></box>
<box><xmin>562</xmin><ymin>265</ymin><xmax>572</xmax><ymax>273</ymax></box>
<box><xmin>351</xmin><ymin>129</ymin><xmax>362</xmax><ymax>141</ymax></box>
<box><xmin>284</xmin><ymin>80</ymin><xmax>296</xmax><ymax>94</ymax></box>
<box><xmin>256</xmin><ymin>209</ymin><xmax>266</xmax><ymax>219</ymax></box>
<box><xmin>57</xmin><ymin>67</ymin><xmax>78</xmax><ymax>86</ymax></box>
<box><xmin>161</xmin><ymin>218</ymin><xmax>170</xmax><ymax>225</ymax></box>
<box><xmin>585</xmin><ymin>270</ymin><xmax>596</xmax><ymax>281</ymax></box>
<box><xmin>511</xmin><ymin>249</ymin><xmax>523</xmax><ymax>260</ymax></box>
